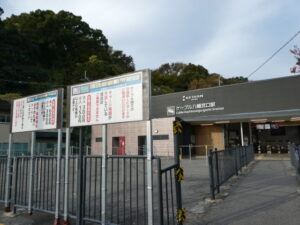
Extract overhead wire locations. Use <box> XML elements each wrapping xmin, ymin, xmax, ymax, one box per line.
<box><xmin>247</xmin><ymin>30</ymin><xmax>300</xmax><ymax>79</ymax></box>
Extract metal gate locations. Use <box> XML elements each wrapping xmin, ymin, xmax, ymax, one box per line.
<box><xmin>1</xmin><ymin>154</ymin><xmax>184</xmax><ymax>225</ymax></box>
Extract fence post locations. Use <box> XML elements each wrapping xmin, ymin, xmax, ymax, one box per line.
<box><xmin>101</xmin><ymin>125</ymin><xmax>108</xmax><ymax>224</ymax></box>
<box><xmin>208</xmin><ymin>150</ymin><xmax>215</xmax><ymax>200</ymax></box>
<box><xmin>54</xmin><ymin>128</ymin><xmax>62</xmax><ymax>225</ymax></box>
<box><xmin>146</xmin><ymin>120</ymin><xmax>153</xmax><ymax>225</ymax></box>
<box><xmin>12</xmin><ymin>157</ymin><xmax>17</xmax><ymax>214</ymax></box>
<box><xmin>234</xmin><ymin>148</ymin><xmax>238</xmax><ymax>176</ymax></box>
<box><xmin>239</xmin><ymin>147</ymin><xmax>242</xmax><ymax>172</ymax></box>
<box><xmin>63</xmin><ymin>127</ymin><xmax>71</xmax><ymax>225</ymax></box>
<box><xmin>28</xmin><ymin>132</ymin><xmax>36</xmax><ymax>215</ymax></box>
<box><xmin>173</xmin><ymin>121</ymin><xmax>184</xmax><ymax>225</ymax></box>
<box><xmin>76</xmin><ymin>128</ymin><xmax>84</xmax><ymax>225</ymax></box>
<box><xmin>245</xmin><ymin>146</ymin><xmax>248</xmax><ymax>166</ymax></box>
<box><xmin>189</xmin><ymin>144</ymin><xmax>192</xmax><ymax>160</ymax></box>
<box><xmin>156</xmin><ymin>158</ymin><xmax>163</xmax><ymax>225</ymax></box>
<box><xmin>4</xmin><ymin>133</ymin><xmax>13</xmax><ymax>212</ymax></box>
<box><xmin>214</xmin><ymin>150</ymin><xmax>220</xmax><ymax>193</ymax></box>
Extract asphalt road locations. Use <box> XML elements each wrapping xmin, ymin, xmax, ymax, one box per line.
<box><xmin>198</xmin><ymin>160</ymin><xmax>300</xmax><ymax>225</ymax></box>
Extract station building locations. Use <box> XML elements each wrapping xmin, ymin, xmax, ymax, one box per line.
<box><xmin>91</xmin><ymin>75</ymin><xmax>300</xmax><ymax>156</ymax></box>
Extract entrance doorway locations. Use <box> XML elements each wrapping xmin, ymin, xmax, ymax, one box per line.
<box><xmin>224</xmin><ymin>123</ymin><xmax>251</xmax><ymax>148</ymax></box>
<box><xmin>138</xmin><ymin>136</ymin><xmax>146</xmax><ymax>155</ymax></box>
<box><xmin>252</xmin><ymin>125</ymin><xmax>300</xmax><ymax>153</ymax></box>
<box><xmin>112</xmin><ymin>136</ymin><xmax>126</xmax><ymax>155</ymax></box>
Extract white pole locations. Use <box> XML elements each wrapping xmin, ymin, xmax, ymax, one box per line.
<box><xmin>63</xmin><ymin>127</ymin><xmax>70</xmax><ymax>224</ymax></box>
<box><xmin>146</xmin><ymin>120</ymin><xmax>153</xmax><ymax>225</ymax></box>
<box><xmin>4</xmin><ymin>133</ymin><xmax>13</xmax><ymax>212</ymax></box>
<box><xmin>54</xmin><ymin>128</ymin><xmax>62</xmax><ymax>223</ymax></box>
<box><xmin>28</xmin><ymin>131</ymin><xmax>36</xmax><ymax>215</ymax></box>
<box><xmin>240</xmin><ymin>122</ymin><xmax>244</xmax><ymax>146</ymax></box>
<box><xmin>101</xmin><ymin>125</ymin><xmax>108</xmax><ymax>224</ymax></box>
<box><xmin>54</xmin><ymin>89</ymin><xmax>63</xmax><ymax>224</ymax></box>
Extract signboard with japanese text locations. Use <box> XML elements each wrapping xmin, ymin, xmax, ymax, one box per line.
<box><xmin>67</xmin><ymin>70</ymin><xmax>150</xmax><ymax>127</ymax></box>
<box><xmin>11</xmin><ymin>89</ymin><xmax>63</xmax><ymax>133</ymax></box>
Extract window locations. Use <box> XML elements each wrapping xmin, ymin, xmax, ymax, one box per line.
<box><xmin>271</xmin><ymin>127</ymin><xmax>286</xmax><ymax>136</ymax></box>
<box><xmin>0</xmin><ymin>143</ymin><xmax>28</xmax><ymax>155</ymax></box>
<box><xmin>0</xmin><ymin>143</ymin><xmax>8</xmax><ymax>155</ymax></box>
<box><xmin>0</xmin><ymin>114</ymin><xmax>10</xmax><ymax>123</ymax></box>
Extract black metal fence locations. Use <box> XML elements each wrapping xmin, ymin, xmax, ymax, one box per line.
<box><xmin>156</xmin><ymin>158</ymin><xmax>181</xmax><ymax>225</ymax></box>
<box><xmin>12</xmin><ymin>156</ymin><xmax>66</xmax><ymax>214</ymax></box>
<box><xmin>208</xmin><ymin>145</ymin><xmax>255</xmax><ymax>199</ymax></box>
<box><xmin>0</xmin><ymin>156</ymin><xmax>7</xmax><ymax>202</ymax></box>
<box><xmin>288</xmin><ymin>144</ymin><xmax>300</xmax><ymax>175</ymax></box>
<box><xmin>82</xmin><ymin>155</ymin><xmax>149</xmax><ymax>225</ymax></box>
<box><xmin>1</xmin><ymin>154</ymin><xmax>183</xmax><ymax>225</ymax></box>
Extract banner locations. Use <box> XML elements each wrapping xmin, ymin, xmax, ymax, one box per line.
<box><xmin>11</xmin><ymin>89</ymin><xmax>63</xmax><ymax>133</ymax></box>
<box><xmin>68</xmin><ymin>70</ymin><xmax>150</xmax><ymax>127</ymax></box>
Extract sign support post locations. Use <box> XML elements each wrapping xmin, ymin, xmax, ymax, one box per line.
<box><xmin>76</xmin><ymin>128</ymin><xmax>84</xmax><ymax>225</ymax></box>
<box><xmin>28</xmin><ymin>131</ymin><xmax>36</xmax><ymax>215</ymax></box>
<box><xmin>4</xmin><ymin>133</ymin><xmax>13</xmax><ymax>212</ymax></box>
<box><xmin>9</xmin><ymin>89</ymin><xmax>63</xmax><ymax>218</ymax></box>
<box><xmin>146</xmin><ymin>120</ymin><xmax>153</xmax><ymax>225</ymax></box>
<box><xmin>54</xmin><ymin>89</ymin><xmax>64</xmax><ymax>225</ymax></box>
<box><xmin>54</xmin><ymin>128</ymin><xmax>62</xmax><ymax>225</ymax></box>
<box><xmin>101</xmin><ymin>124</ymin><xmax>108</xmax><ymax>224</ymax></box>
<box><xmin>67</xmin><ymin>70</ymin><xmax>151</xmax><ymax>225</ymax></box>
<box><xmin>63</xmin><ymin>127</ymin><xmax>71</xmax><ymax>225</ymax></box>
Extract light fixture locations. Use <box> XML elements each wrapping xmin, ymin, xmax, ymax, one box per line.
<box><xmin>250</xmin><ymin>118</ymin><xmax>268</xmax><ymax>123</ymax></box>
<box><xmin>215</xmin><ymin>120</ymin><xmax>230</xmax><ymax>124</ymax></box>
<box><xmin>290</xmin><ymin>117</ymin><xmax>300</xmax><ymax>121</ymax></box>
<box><xmin>271</xmin><ymin>120</ymin><xmax>285</xmax><ymax>123</ymax></box>
<box><xmin>201</xmin><ymin>123</ymin><xmax>214</xmax><ymax>126</ymax></box>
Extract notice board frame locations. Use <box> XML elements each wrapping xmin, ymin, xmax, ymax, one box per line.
<box><xmin>10</xmin><ymin>88</ymin><xmax>64</xmax><ymax>133</ymax></box>
<box><xmin>66</xmin><ymin>69</ymin><xmax>151</xmax><ymax>127</ymax></box>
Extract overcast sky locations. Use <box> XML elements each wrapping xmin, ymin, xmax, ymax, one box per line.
<box><xmin>2</xmin><ymin>0</ymin><xmax>300</xmax><ymax>80</ymax></box>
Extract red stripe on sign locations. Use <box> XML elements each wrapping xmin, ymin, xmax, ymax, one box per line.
<box><xmin>52</xmin><ymin>99</ymin><xmax>56</xmax><ymax>125</ymax></box>
<box><xmin>87</xmin><ymin>95</ymin><xmax>91</xmax><ymax>122</ymax></box>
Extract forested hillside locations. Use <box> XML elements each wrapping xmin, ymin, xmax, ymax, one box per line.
<box><xmin>0</xmin><ymin>8</ymin><xmax>247</xmax><ymax>99</ymax></box>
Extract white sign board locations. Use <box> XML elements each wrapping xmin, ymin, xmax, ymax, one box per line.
<box><xmin>11</xmin><ymin>90</ymin><xmax>62</xmax><ymax>133</ymax></box>
<box><xmin>68</xmin><ymin>70</ymin><xmax>150</xmax><ymax>127</ymax></box>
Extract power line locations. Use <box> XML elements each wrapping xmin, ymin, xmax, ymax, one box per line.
<box><xmin>247</xmin><ymin>30</ymin><xmax>300</xmax><ymax>79</ymax></box>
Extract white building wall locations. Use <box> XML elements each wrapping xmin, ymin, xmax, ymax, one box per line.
<box><xmin>91</xmin><ymin>117</ymin><xmax>175</xmax><ymax>156</ymax></box>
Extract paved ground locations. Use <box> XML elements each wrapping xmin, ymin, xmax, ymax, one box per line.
<box><xmin>194</xmin><ymin>159</ymin><xmax>300</xmax><ymax>225</ymax></box>
<box><xmin>0</xmin><ymin>209</ymin><xmax>53</xmax><ymax>225</ymax></box>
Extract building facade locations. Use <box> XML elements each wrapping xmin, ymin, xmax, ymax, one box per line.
<box><xmin>91</xmin><ymin>75</ymin><xmax>300</xmax><ymax>156</ymax></box>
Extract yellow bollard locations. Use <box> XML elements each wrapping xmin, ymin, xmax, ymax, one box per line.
<box><xmin>179</xmin><ymin>147</ymin><xmax>182</xmax><ymax>160</ymax></box>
